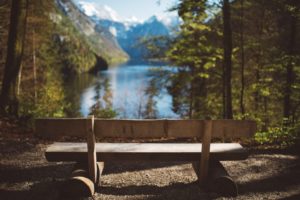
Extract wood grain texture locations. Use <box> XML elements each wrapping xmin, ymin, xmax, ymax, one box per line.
<box><xmin>45</xmin><ymin>142</ymin><xmax>248</xmax><ymax>162</ymax></box>
<box><xmin>94</xmin><ymin>119</ymin><xmax>256</xmax><ymax>138</ymax></box>
<box><xmin>36</xmin><ymin>118</ymin><xmax>256</xmax><ymax>139</ymax></box>
<box><xmin>35</xmin><ymin>118</ymin><xmax>86</xmax><ymax>138</ymax></box>
<box><xmin>94</xmin><ymin>119</ymin><xmax>166</xmax><ymax>138</ymax></box>
<box><xmin>167</xmin><ymin>120</ymin><xmax>204</xmax><ymax>137</ymax></box>
<box><xmin>212</xmin><ymin>119</ymin><xmax>256</xmax><ymax>138</ymax></box>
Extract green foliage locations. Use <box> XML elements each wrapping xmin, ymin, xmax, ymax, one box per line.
<box><xmin>141</xmin><ymin>36</ymin><xmax>171</xmax><ymax>60</ymax></box>
<box><xmin>50</xmin><ymin>9</ymin><xmax>98</xmax><ymax>74</ymax></box>
<box><xmin>143</xmin><ymin>77</ymin><xmax>160</xmax><ymax>119</ymax></box>
<box><xmin>162</xmin><ymin>0</ymin><xmax>300</xmax><ymax>145</ymax></box>
<box><xmin>255</xmin><ymin>121</ymin><xmax>299</xmax><ymax>146</ymax></box>
<box><xmin>34</xmin><ymin>70</ymin><xmax>67</xmax><ymax>117</ymax></box>
<box><xmin>88</xmin><ymin>77</ymin><xmax>117</xmax><ymax>119</ymax></box>
<box><xmin>1</xmin><ymin>0</ymin><xmax>111</xmax><ymax>119</ymax></box>
<box><xmin>166</xmin><ymin>0</ymin><xmax>221</xmax><ymax>118</ymax></box>
<box><xmin>89</xmin><ymin>101</ymin><xmax>117</xmax><ymax>119</ymax></box>
<box><xmin>18</xmin><ymin>69</ymin><xmax>67</xmax><ymax>118</ymax></box>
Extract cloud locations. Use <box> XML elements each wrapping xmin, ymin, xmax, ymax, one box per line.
<box><xmin>77</xmin><ymin>1</ymin><xmax>121</xmax><ymax>22</ymax></box>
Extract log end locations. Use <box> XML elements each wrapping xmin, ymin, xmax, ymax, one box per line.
<box><xmin>210</xmin><ymin>175</ymin><xmax>238</xmax><ymax>197</ymax></box>
<box><xmin>61</xmin><ymin>176</ymin><xmax>95</xmax><ymax>198</ymax></box>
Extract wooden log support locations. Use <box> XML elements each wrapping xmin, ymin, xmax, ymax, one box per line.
<box><xmin>62</xmin><ymin>161</ymin><xmax>105</xmax><ymax>197</ymax></box>
<box><xmin>192</xmin><ymin>161</ymin><xmax>238</xmax><ymax>197</ymax></box>
<box><xmin>64</xmin><ymin>176</ymin><xmax>95</xmax><ymax>198</ymax></box>
<box><xmin>62</xmin><ymin>165</ymin><xmax>95</xmax><ymax>198</ymax></box>
<box><xmin>71</xmin><ymin>168</ymin><xmax>88</xmax><ymax>178</ymax></box>
<box><xmin>86</xmin><ymin>115</ymin><xmax>97</xmax><ymax>184</ymax></box>
<box><xmin>199</xmin><ymin>120</ymin><xmax>212</xmax><ymax>185</ymax></box>
<box><xmin>208</xmin><ymin>161</ymin><xmax>238</xmax><ymax>197</ymax></box>
<box><xmin>72</xmin><ymin>162</ymin><xmax>104</xmax><ymax>187</ymax></box>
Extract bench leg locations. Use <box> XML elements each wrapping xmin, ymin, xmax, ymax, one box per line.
<box><xmin>86</xmin><ymin>116</ymin><xmax>97</xmax><ymax>183</ymax></box>
<box><xmin>199</xmin><ymin>120</ymin><xmax>212</xmax><ymax>185</ymax></box>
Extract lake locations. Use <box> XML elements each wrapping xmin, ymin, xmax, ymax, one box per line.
<box><xmin>64</xmin><ymin>60</ymin><xmax>179</xmax><ymax>119</ymax></box>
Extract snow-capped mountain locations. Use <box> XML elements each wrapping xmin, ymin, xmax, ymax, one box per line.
<box><xmin>76</xmin><ymin>1</ymin><xmax>141</xmax><ymax>25</ymax></box>
<box><xmin>73</xmin><ymin>1</ymin><xmax>180</xmax><ymax>59</ymax></box>
<box><xmin>56</xmin><ymin>0</ymin><xmax>128</xmax><ymax>63</ymax></box>
<box><xmin>119</xmin><ymin>15</ymin><xmax>171</xmax><ymax>58</ymax></box>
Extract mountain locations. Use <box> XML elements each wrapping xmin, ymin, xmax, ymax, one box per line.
<box><xmin>118</xmin><ymin>16</ymin><xmax>171</xmax><ymax>58</ymax></box>
<box><xmin>74</xmin><ymin>1</ymin><xmax>180</xmax><ymax>59</ymax></box>
<box><xmin>56</xmin><ymin>0</ymin><xmax>129</xmax><ymax>64</ymax></box>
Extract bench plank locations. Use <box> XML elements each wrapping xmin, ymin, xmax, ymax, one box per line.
<box><xmin>35</xmin><ymin>118</ymin><xmax>86</xmax><ymax>138</ymax></box>
<box><xmin>45</xmin><ymin>143</ymin><xmax>248</xmax><ymax>162</ymax></box>
<box><xmin>94</xmin><ymin>119</ymin><xmax>256</xmax><ymax>138</ymax></box>
<box><xmin>212</xmin><ymin>120</ymin><xmax>256</xmax><ymax>138</ymax></box>
<box><xmin>36</xmin><ymin>119</ymin><xmax>256</xmax><ymax>139</ymax></box>
<box><xmin>94</xmin><ymin>120</ymin><xmax>166</xmax><ymax>138</ymax></box>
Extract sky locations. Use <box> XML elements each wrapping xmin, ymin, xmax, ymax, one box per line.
<box><xmin>73</xmin><ymin>0</ymin><xmax>178</xmax><ymax>21</ymax></box>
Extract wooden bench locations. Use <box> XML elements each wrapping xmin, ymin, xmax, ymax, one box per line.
<box><xmin>35</xmin><ymin>117</ymin><xmax>256</xmax><ymax>197</ymax></box>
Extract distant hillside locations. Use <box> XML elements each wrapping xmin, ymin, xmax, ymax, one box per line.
<box><xmin>56</xmin><ymin>0</ymin><xmax>129</xmax><ymax>64</ymax></box>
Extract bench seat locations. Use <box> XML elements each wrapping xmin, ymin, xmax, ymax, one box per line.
<box><xmin>45</xmin><ymin>142</ymin><xmax>248</xmax><ymax>162</ymax></box>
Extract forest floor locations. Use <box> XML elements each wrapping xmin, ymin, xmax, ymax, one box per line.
<box><xmin>0</xmin><ymin>118</ymin><xmax>300</xmax><ymax>200</ymax></box>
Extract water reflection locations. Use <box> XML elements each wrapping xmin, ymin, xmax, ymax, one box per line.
<box><xmin>65</xmin><ymin>60</ymin><xmax>178</xmax><ymax>119</ymax></box>
<box><xmin>63</xmin><ymin>73</ymin><xmax>97</xmax><ymax>117</ymax></box>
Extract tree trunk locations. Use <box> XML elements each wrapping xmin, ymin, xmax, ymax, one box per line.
<box><xmin>222</xmin><ymin>0</ymin><xmax>233</xmax><ymax>119</ymax></box>
<box><xmin>239</xmin><ymin>0</ymin><xmax>245</xmax><ymax>116</ymax></box>
<box><xmin>283</xmin><ymin>15</ymin><xmax>297</xmax><ymax>120</ymax></box>
<box><xmin>254</xmin><ymin>66</ymin><xmax>260</xmax><ymax>112</ymax></box>
<box><xmin>189</xmin><ymin>77</ymin><xmax>194</xmax><ymax>119</ymax></box>
<box><xmin>32</xmin><ymin>29</ymin><xmax>37</xmax><ymax>104</ymax></box>
<box><xmin>17</xmin><ymin>64</ymin><xmax>23</xmax><ymax>97</ymax></box>
<box><xmin>0</xmin><ymin>0</ymin><xmax>28</xmax><ymax>116</ymax></box>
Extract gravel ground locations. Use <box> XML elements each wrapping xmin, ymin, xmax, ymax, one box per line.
<box><xmin>0</xmin><ymin>134</ymin><xmax>299</xmax><ymax>200</ymax></box>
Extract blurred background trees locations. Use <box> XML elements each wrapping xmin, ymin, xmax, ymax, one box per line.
<box><xmin>0</xmin><ymin>0</ymin><xmax>299</xmax><ymax>145</ymax></box>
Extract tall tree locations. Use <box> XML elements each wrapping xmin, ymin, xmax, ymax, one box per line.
<box><xmin>239</xmin><ymin>0</ymin><xmax>245</xmax><ymax>116</ymax></box>
<box><xmin>282</xmin><ymin>0</ymin><xmax>299</xmax><ymax>121</ymax></box>
<box><xmin>0</xmin><ymin>0</ymin><xmax>28</xmax><ymax>116</ymax></box>
<box><xmin>222</xmin><ymin>0</ymin><xmax>233</xmax><ymax>119</ymax></box>
<box><xmin>167</xmin><ymin>0</ymin><xmax>217</xmax><ymax>118</ymax></box>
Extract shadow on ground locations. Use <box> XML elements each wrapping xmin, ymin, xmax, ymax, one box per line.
<box><xmin>239</xmin><ymin>157</ymin><xmax>300</xmax><ymax>195</ymax></box>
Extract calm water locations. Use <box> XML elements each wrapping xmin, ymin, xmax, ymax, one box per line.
<box><xmin>65</xmin><ymin>60</ymin><xmax>179</xmax><ymax>119</ymax></box>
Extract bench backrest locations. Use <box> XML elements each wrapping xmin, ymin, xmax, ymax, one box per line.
<box><xmin>35</xmin><ymin>118</ymin><xmax>256</xmax><ymax>139</ymax></box>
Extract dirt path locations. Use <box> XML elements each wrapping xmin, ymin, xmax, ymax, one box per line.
<box><xmin>0</xmin><ymin>135</ymin><xmax>299</xmax><ymax>200</ymax></box>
